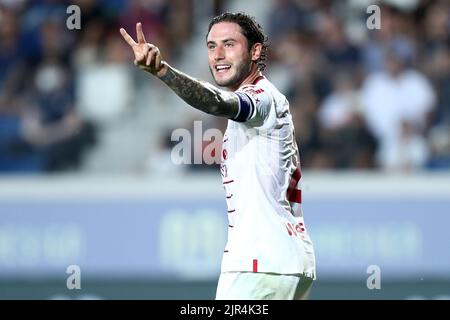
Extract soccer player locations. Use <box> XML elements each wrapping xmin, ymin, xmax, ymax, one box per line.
<box><xmin>120</xmin><ymin>12</ymin><xmax>316</xmax><ymax>300</ymax></box>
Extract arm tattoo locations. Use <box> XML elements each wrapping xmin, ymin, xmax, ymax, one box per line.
<box><xmin>158</xmin><ymin>64</ymin><xmax>239</xmax><ymax>118</ymax></box>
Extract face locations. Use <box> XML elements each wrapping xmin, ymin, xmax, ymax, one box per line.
<box><xmin>207</xmin><ymin>22</ymin><xmax>253</xmax><ymax>88</ymax></box>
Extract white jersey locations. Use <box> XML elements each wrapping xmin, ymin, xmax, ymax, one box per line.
<box><xmin>220</xmin><ymin>76</ymin><xmax>316</xmax><ymax>278</ymax></box>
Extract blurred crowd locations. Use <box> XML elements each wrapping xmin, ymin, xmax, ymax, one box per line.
<box><xmin>265</xmin><ymin>0</ymin><xmax>450</xmax><ymax>171</ymax></box>
<box><xmin>0</xmin><ymin>0</ymin><xmax>449</xmax><ymax>174</ymax></box>
<box><xmin>0</xmin><ymin>0</ymin><xmax>193</xmax><ymax>173</ymax></box>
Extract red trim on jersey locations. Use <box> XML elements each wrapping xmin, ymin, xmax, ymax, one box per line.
<box><xmin>252</xmin><ymin>75</ymin><xmax>264</xmax><ymax>85</ymax></box>
<box><xmin>287</xmin><ymin>166</ymin><xmax>302</xmax><ymax>203</ymax></box>
<box><xmin>289</xmin><ymin>189</ymin><xmax>302</xmax><ymax>203</ymax></box>
<box><xmin>253</xmin><ymin>259</ymin><xmax>258</xmax><ymax>272</ymax></box>
<box><xmin>292</xmin><ymin>166</ymin><xmax>301</xmax><ymax>181</ymax></box>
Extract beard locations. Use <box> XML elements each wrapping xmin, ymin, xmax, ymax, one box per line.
<box><xmin>209</xmin><ymin>55</ymin><xmax>252</xmax><ymax>88</ymax></box>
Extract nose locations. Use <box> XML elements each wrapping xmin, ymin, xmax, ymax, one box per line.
<box><xmin>213</xmin><ymin>45</ymin><xmax>225</xmax><ymax>61</ymax></box>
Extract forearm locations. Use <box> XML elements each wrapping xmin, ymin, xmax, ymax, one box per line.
<box><xmin>156</xmin><ymin>63</ymin><xmax>239</xmax><ymax>118</ymax></box>
<box><xmin>119</xmin><ymin>24</ymin><xmax>238</xmax><ymax>117</ymax></box>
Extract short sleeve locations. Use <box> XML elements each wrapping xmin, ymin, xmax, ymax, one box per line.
<box><xmin>231</xmin><ymin>85</ymin><xmax>272</xmax><ymax>126</ymax></box>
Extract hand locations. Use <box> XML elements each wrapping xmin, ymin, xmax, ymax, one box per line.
<box><xmin>120</xmin><ymin>22</ymin><xmax>167</xmax><ymax>77</ymax></box>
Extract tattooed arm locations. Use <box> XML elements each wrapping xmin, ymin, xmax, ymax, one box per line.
<box><xmin>119</xmin><ymin>23</ymin><xmax>240</xmax><ymax>119</ymax></box>
<box><xmin>157</xmin><ymin>63</ymin><xmax>239</xmax><ymax>117</ymax></box>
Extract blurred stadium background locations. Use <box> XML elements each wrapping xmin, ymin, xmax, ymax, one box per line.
<box><xmin>0</xmin><ymin>0</ymin><xmax>449</xmax><ymax>299</ymax></box>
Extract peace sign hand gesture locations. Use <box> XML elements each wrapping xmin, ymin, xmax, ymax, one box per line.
<box><xmin>120</xmin><ymin>22</ymin><xmax>167</xmax><ymax>77</ymax></box>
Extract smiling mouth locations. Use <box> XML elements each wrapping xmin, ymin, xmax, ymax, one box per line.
<box><xmin>215</xmin><ymin>64</ymin><xmax>231</xmax><ymax>73</ymax></box>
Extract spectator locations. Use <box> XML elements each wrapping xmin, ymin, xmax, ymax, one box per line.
<box><xmin>360</xmin><ymin>43</ymin><xmax>436</xmax><ymax>170</ymax></box>
<box><xmin>318</xmin><ymin>14</ymin><xmax>361</xmax><ymax>70</ymax></box>
<box><xmin>318</xmin><ymin>71</ymin><xmax>377</xmax><ymax>169</ymax></box>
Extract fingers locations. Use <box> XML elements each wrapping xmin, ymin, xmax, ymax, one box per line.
<box><xmin>146</xmin><ymin>48</ymin><xmax>157</xmax><ymax>67</ymax></box>
<box><xmin>122</xmin><ymin>23</ymin><xmax>163</xmax><ymax>73</ymax></box>
<box><xmin>154</xmin><ymin>47</ymin><xmax>161</xmax><ymax>69</ymax></box>
<box><xmin>136</xmin><ymin>22</ymin><xmax>146</xmax><ymax>44</ymax></box>
<box><xmin>143</xmin><ymin>43</ymin><xmax>151</xmax><ymax>58</ymax></box>
<box><xmin>119</xmin><ymin>28</ymin><xmax>137</xmax><ymax>47</ymax></box>
<box><xmin>143</xmin><ymin>44</ymin><xmax>158</xmax><ymax>67</ymax></box>
<box><xmin>146</xmin><ymin>48</ymin><xmax>163</xmax><ymax>72</ymax></box>
<box><xmin>135</xmin><ymin>43</ymin><xmax>151</xmax><ymax>63</ymax></box>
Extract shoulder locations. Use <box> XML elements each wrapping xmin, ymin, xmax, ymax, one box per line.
<box><xmin>238</xmin><ymin>75</ymin><xmax>266</xmax><ymax>91</ymax></box>
<box><xmin>236</xmin><ymin>77</ymin><xmax>274</xmax><ymax>108</ymax></box>
<box><xmin>230</xmin><ymin>77</ymin><xmax>273</xmax><ymax>125</ymax></box>
<box><xmin>237</xmin><ymin>76</ymin><xmax>280</xmax><ymax>101</ymax></box>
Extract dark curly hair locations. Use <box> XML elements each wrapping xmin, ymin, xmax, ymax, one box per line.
<box><xmin>206</xmin><ymin>12</ymin><xmax>269</xmax><ymax>71</ymax></box>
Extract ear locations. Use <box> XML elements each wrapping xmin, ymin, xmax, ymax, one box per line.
<box><xmin>251</xmin><ymin>43</ymin><xmax>262</xmax><ymax>62</ymax></box>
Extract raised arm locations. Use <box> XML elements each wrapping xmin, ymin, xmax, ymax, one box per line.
<box><xmin>119</xmin><ymin>23</ymin><xmax>239</xmax><ymax>118</ymax></box>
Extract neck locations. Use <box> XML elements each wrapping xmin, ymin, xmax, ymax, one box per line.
<box><xmin>228</xmin><ymin>64</ymin><xmax>262</xmax><ymax>91</ymax></box>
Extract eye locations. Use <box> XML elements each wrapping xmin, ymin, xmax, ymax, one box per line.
<box><xmin>225</xmin><ymin>43</ymin><xmax>233</xmax><ymax>48</ymax></box>
<box><xmin>208</xmin><ymin>44</ymin><xmax>216</xmax><ymax>50</ymax></box>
